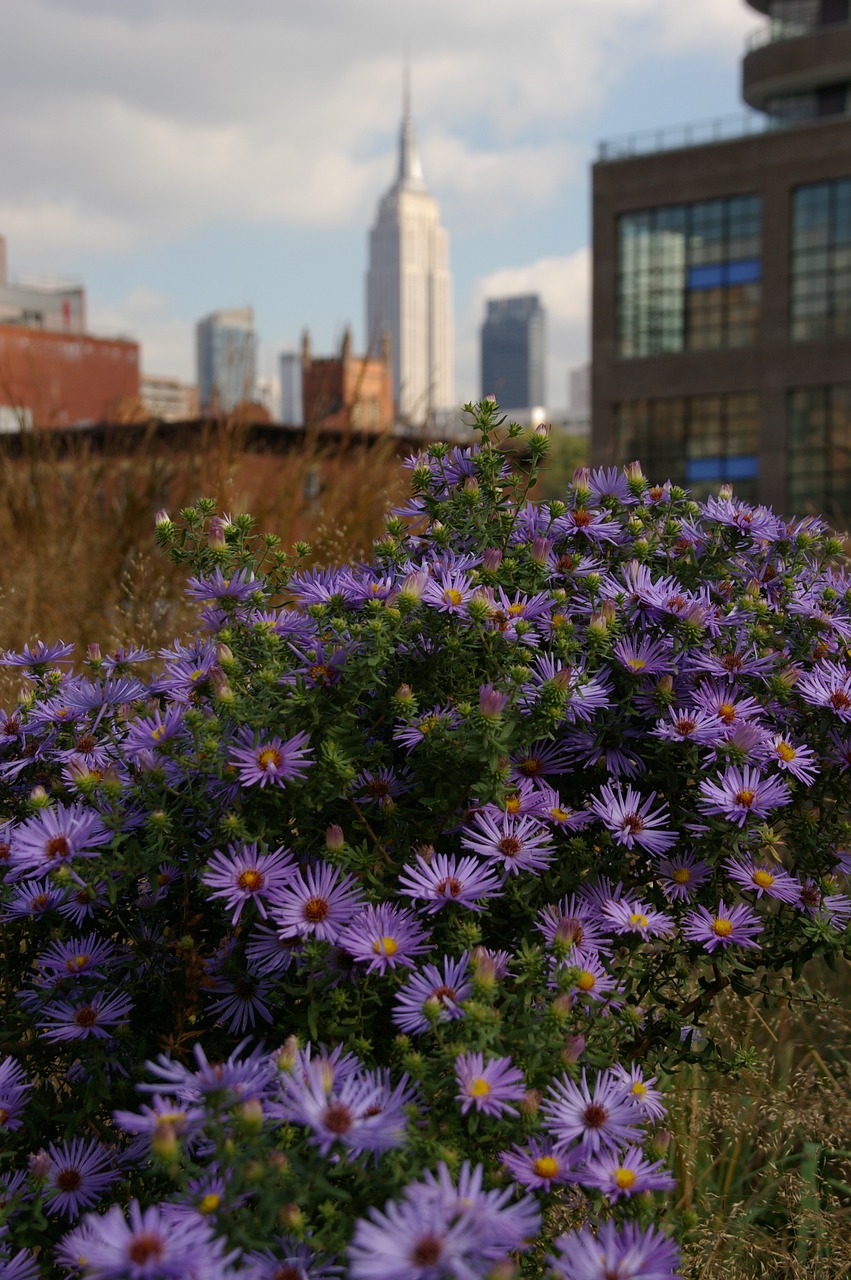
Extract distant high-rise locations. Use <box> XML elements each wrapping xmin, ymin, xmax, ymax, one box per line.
<box><xmin>480</xmin><ymin>295</ymin><xmax>546</xmax><ymax>410</ymax></box>
<box><xmin>196</xmin><ymin>307</ymin><xmax>257</xmax><ymax>414</ymax></box>
<box><xmin>366</xmin><ymin>75</ymin><xmax>454</xmax><ymax>425</ymax></box>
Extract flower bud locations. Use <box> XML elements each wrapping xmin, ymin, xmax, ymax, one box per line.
<box><xmin>278</xmin><ymin>1204</ymin><xmax>303</xmax><ymax>1230</ymax></box>
<box><xmin>519</xmin><ymin>1089</ymin><xmax>542</xmax><ymax>1116</ymax></box>
<box><xmin>325</xmin><ymin>823</ymin><xmax>345</xmax><ymax>851</ymax></box>
<box><xmin>478</xmin><ymin>683</ymin><xmax>508</xmax><ymax>718</ymax></box>
<box><xmin>28</xmin><ymin>786</ymin><xmax>50</xmax><ymax>810</ymax></box>
<box><xmin>481</xmin><ymin>547</ymin><xmax>503</xmax><ymax>572</ymax></box>
<box><xmin>562</xmin><ymin>1034</ymin><xmax>586</xmax><ymax>1064</ymax></box>
<box><xmin>275</xmin><ymin>1036</ymin><xmax>299</xmax><ymax>1073</ymax></box>
<box><xmin>28</xmin><ymin>1149</ymin><xmax>51</xmax><ymax>1180</ymax></box>
<box><xmin>235</xmin><ymin>1098</ymin><xmax>264</xmax><ymax>1135</ymax></box>
<box><xmin>530</xmin><ymin>537</ymin><xmax>552</xmax><ymax>565</ymax></box>
<box><xmin>152</xmin><ymin>1121</ymin><xmax>179</xmax><ymax>1162</ymax></box>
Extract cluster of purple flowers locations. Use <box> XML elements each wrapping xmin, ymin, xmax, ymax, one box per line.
<box><xmin>2</xmin><ymin>408</ymin><xmax>851</xmax><ymax>1275</ymax></box>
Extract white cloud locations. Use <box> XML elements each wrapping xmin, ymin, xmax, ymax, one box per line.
<box><xmin>458</xmin><ymin>248</ymin><xmax>591</xmax><ymax>407</ymax></box>
<box><xmin>87</xmin><ymin>289</ymin><xmax>193</xmax><ymax>380</ymax></box>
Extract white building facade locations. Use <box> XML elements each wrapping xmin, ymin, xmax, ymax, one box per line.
<box><xmin>366</xmin><ymin>93</ymin><xmax>454</xmax><ymax>426</ymax></box>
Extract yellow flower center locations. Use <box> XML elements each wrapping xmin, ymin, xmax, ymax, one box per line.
<box><xmin>626</xmin><ymin>657</ymin><xmax>646</xmax><ymax>671</ymax></box>
<box><xmin>443</xmin><ymin>588</ymin><xmax>464</xmax><ymax>606</ymax></box>
<box><xmin>151</xmin><ymin>725</ymin><xmax>166</xmax><ymax>741</ymax></box>
<box><xmin>507</xmin><ymin>603</ymin><xmax>525</xmax><ymax>616</ymax></box>
<box><xmin>752</xmin><ymin>869</ymin><xmax>775</xmax><ymax>889</ymax></box>
<box><xmin>631</xmin><ymin>1081</ymin><xmax>647</xmax><ymax>1098</ymax></box>
<box><xmin>550</xmin><ymin>807</ymin><xmax>570</xmax><ymax>822</ymax></box>
<box><xmin>629</xmin><ymin>913</ymin><xmax>648</xmax><ymax>929</ymax></box>
<box><xmin>65</xmin><ymin>954</ymin><xmax>90</xmax><ymax>972</ymax></box>
<box><xmin>198</xmin><ymin>1193</ymin><xmax>221</xmax><ymax>1214</ymax></box>
<box><xmin>776</xmin><ymin>741</ymin><xmax>796</xmax><ymax>762</ymax></box>
<box><xmin>238</xmin><ymin>869</ymin><xmax>263</xmax><ymax>892</ymax></box>
<box><xmin>257</xmin><ymin>748</ymin><xmax>282</xmax><ymax>771</ymax></box>
<box><xmin>672</xmin><ymin>868</ymin><xmax>691</xmax><ymax>884</ymax></box>
<box><xmin>734</xmin><ymin>788</ymin><xmax>756</xmax><ymax>807</ymax></box>
<box><xmin>711</xmin><ymin>917</ymin><xmax>734</xmax><ymax>937</ymax></box>
<box><xmin>577</xmin><ymin>970</ymin><xmax>596</xmax><ymax>991</ymax></box>
<box><xmin>504</xmin><ymin>795</ymin><xmax>522</xmax><ymax>814</ymax></box>
<box><xmin>470</xmin><ymin>1078</ymin><xmax>490</xmax><ymax>1098</ymax></box>
<box><xmin>533</xmin><ymin>1156</ymin><xmax>559</xmax><ymax>1178</ymax></box>
<box><xmin>372</xmin><ymin>936</ymin><xmax>398</xmax><ymax>957</ymax></box>
<box><xmin>718</xmin><ymin>703</ymin><xmax>736</xmax><ymax>723</ymax></box>
<box><xmin>615</xmin><ymin>1168</ymin><xmax>637</xmax><ymax>1190</ymax></box>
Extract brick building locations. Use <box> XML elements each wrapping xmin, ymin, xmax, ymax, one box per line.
<box><xmin>0</xmin><ymin>326</ymin><xmax>139</xmax><ymax>429</ymax></box>
<box><xmin>592</xmin><ymin>0</ymin><xmax>851</xmax><ymax>523</ymax></box>
<box><xmin>301</xmin><ymin>326</ymin><xmax>394</xmax><ymax>433</ymax></box>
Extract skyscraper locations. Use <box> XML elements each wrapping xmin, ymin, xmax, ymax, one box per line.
<box><xmin>480</xmin><ymin>295</ymin><xmax>546</xmax><ymax>411</ymax></box>
<box><xmin>196</xmin><ymin>307</ymin><xmax>257</xmax><ymax>414</ymax></box>
<box><xmin>366</xmin><ymin>77</ymin><xmax>454</xmax><ymax>425</ymax></box>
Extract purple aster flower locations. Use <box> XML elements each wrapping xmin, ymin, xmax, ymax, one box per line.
<box><xmin>60</xmin><ymin>1200</ymin><xmax>234</xmax><ymax>1280</ymax></box>
<box><xmin>123</xmin><ymin>706</ymin><xmax>185</xmax><ymax>757</ymax></box>
<box><xmin>1</xmin><ymin>640</ymin><xmax>74</xmax><ymax>670</ymax></box>
<box><xmin>827</xmin><ymin>730</ymin><xmax>851</xmax><ymax>771</ymax></box>
<box><xmin>612</xmin><ymin>635</ymin><xmax>674</xmax><ymax>677</ymax></box>
<box><xmin>652</xmin><ymin>704</ymin><xmax>725</xmax><ymax>746</ymax></box>
<box><xmin>793</xmin><ymin>878</ymin><xmax>851</xmax><ymax>928</ymax></box>
<box><xmin>36</xmin><ymin>990</ymin><xmax>134</xmax><ymax>1042</ymax></box>
<box><xmin>421</xmin><ymin>568</ymin><xmax>476</xmax><ymax>614</ymax></box>
<box><xmin>348</xmin><ymin>1190</ymin><xmax>487</xmax><ymax>1280</ymax></box>
<box><xmin>577</xmin><ymin>1144</ymin><xmax>675</xmax><ymax>1201</ymax></box>
<box><xmin>529</xmin><ymin>784</ymin><xmax>594</xmax><ymax>831</ymax></box>
<box><xmin>396</xmin><ymin>851</ymin><xmax>503</xmax><ymax>912</ymax></box>
<box><xmin>509</xmin><ymin>738</ymin><xmax>573</xmax><ymax>780</ymax></box>
<box><xmin>589</xmin><ymin>781</ymin><xmax>676</xmax><ymax>854</ymax></box>
<box><xmin>204</xmin><ymin>972</ymin><xmax>274</xmax><ymax>1033</ymax></box>
<box><xmin>556</xmin><ymin>506</ymin><xmax>621</xmax><ymax>543</ymax></box>
<box><xmin>609</xmin><ymin>1063</ymin><xmax>667</xmax><ymax>1121</ymax></box>
<box><xmin>112</xmin><ymin>1094</ymin><xmax>207</xmax><ymax>1153</ymax></box>
<box><xmin>43</xmin><ymin>1137</ymin><xmax>119</xmax><ymax>1219</ymax></box>
<box><xmin>281</xmin><ymin>639</ymin><xmax>351</xmax><ymax>689</ymax></box>
<box><xmin>550</xmin><ymin>1220</ymin><xmax>681</xmax><ymax>1280</ymax></box>
<box><xmin>338</xmin><ymin>903</ymin><xmax>430</xmax><ymax>974</ymax></box>
<box><xmin>241</xmin><ymin>1236</ymin><xmax>343</xmax><ymax>1280</ymax></box>
<box><xmin>588</xmin><ymin>465</ymin><xmax>634</xmax><ymax>506</ymax></box>
<box><xmin>3</xmin><ymin>879</ymin><xmax>64</xmax><ymax>920</ymax></box>
<box><xmin>269</xmin><ymin>860</ymin><xmax>366</xmax><ymax>941</ymax></box>
<box><xmin>601</xmin><ymin>897</ymin><xmax>675</xmax><ymax>939</ymax></box>
<box><xmin>553</xmin><ymin>952</ymin><xmax>623</xmax><ymax>1005</ymax></box>
<box><xmin>536</xmin><ymin>895</ymin><xmax>610</xmax><ymax>956</ymax></box>
<box><xmin>656</xmin><ymin>851</ymin><xmax>712</xmax><ymax>902</ymax></box>
<box><xmin>201</xmin><ymin>842</ymin><xmax>295</xmax><ymax>924</ymax></box>
<box><xmin>10</xmin><ymin>802</ymin><xmax>110</xmax><ymax>879</ymax></box>
<box><xmin>797</xmin><ymin>660</ymin><xmax>851</xmax><ymax>720</ymax></box>
<box><xmin>692</xmin><ymin>678</ymin><xmax>764</xmax><ymax>728</ymax></box>
<box><xmin>0</xmin><ymin>1248</ymin><xmax>40</xmax><ymax>1280</ymax></box>
<box><xmin>767</xmin><ymin>734</ymin><xmax>819</xmax><ymax>784</ymax></box>
<box><xmin>698</xmin><ymin>764</ymin><xmax>791</xmax><ymax>827</ymax></box>
<box><xmin>392</xmin><ymin>954</ymin><xmax>472</xmax><ymax>1035</ymax></box>
<box><xmin>0</xmin><ymin>1055</ymin><xmax>31</xmax><ymax>1131</ymax></box>
<box><xmin>682</xmin><ymin>900</ymin><xmax>763</xmax><ymax>952</ymax></box>
<box><xmin>455</xmin><ymin>1051</ymin><xmax>526</xmax><ymax>1117</ymax></box>
<box><xmin>500</xmin><ymin>1138</ymin><xmax>578</xmax><ymax>1191</ymax></box>
<box><xmin>392</xmin><ymin>705</ymin><xmax>460</xmax><ymax>753</ymax></box>
<box><xmin>277</xmin><ymin>1060</ymin><xmax>411</xmax><ymax>1156</ymax></box>
<box><xmin>352</xmin><ymin>765</ymin><xmax>413</xmax><ymax>809</ymax></box>
<box><xmin>185</xmin><ymin>566</ymin><xmax>260</xmax><ymax>603</ymax></box>
<box><xmin>542</xmin><ymin>1069</ymin><xmax>642</xmax><ymax>1156</ymax></box>
<box><xmin>33</xmin><ymin>933</ymin><xmax>120</xmax><ymax>985</ymax></box>
<box><xmin>139</xmin><ymin>1039</ymin><xmax>276</xmax><ymax>1103</ymax></box>
<box><xmin>724</xmin><ymin>855</ymin><xmax>800</xmax><ymax>903</ymax></box>
<box><xmin>228</xmin><ymin>727</ymin><xmax>313</xmax><ymax>787</ymax></box>
<box><xmin>245</xmin><ymin>923</ymin><xmax>302</xmax><ymax>975</ymax></box>
<box><xmin>460</xmin><ymin>808</ymin><xmax>553</xmax><ymax>875</ymax></box>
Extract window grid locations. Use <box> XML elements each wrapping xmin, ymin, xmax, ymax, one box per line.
<box><xmin>617</xmin><ymin>196</ymin><xmax>762</xmax><ymax>358</ymax></box>
<box><xmin>791</xmin><ymin>179</ymin><xmax>851</xmax><ymax>340</ymax></box>
<box><xmin>787</xmin><ymin>385</ymin><xmax>851</xmax><ymax>519</ymax></box>
<box><xmin>613</xmin><ymin>393</ymin><xmax>759</xmax><ymax>502</ymax></box>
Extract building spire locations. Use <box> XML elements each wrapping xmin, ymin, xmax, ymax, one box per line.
<box><xmin>397</xmin><ymin>61</ymin><xmax>426</xmax><ymax>192</ymax></box>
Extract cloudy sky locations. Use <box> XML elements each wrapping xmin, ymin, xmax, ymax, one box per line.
<box><xmin>0</xmin><ymin>0</ymin><xmax>759</xmax><ymax>408</ymax></box>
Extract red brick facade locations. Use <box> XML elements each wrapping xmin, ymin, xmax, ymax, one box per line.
<box><xmin>302</xmin><ymin>327</ymin><xmax>394</xmax><ymax>434</ymax></box>
<box><xmin>0</xmin><ymin>325</ymin><xmax>140</xmax><ymax>428</ymax></box>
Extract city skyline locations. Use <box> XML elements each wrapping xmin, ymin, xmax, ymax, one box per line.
<box><xmin>0</xmin><ymin>1</ymin><xmax>756</xmax><ymax>407</ymax></box>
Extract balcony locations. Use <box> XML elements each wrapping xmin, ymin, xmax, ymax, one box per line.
<box><xmin>742</xmin><ymin>22</ymin><xmax>851</xmax><ymax>110</ymax></box>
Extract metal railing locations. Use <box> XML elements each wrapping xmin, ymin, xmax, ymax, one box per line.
<box><xmin>597</xmin><ymin>112</ymin><xmax>772</xmax><ymax>162</ymax></box>
<box><xmin>745</xmin><ymin>15</ymin><xmax>851</xmax><ymax>50</ymax></box>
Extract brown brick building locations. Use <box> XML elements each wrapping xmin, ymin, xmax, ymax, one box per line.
<box><xmin>592</xmin><ymin>0</ymin><xmax>851</xmax><ymax>524</ymax></box>
<box><xmin>301</xmin><ymin>326</ymin><xmax>394</xmax><ymax>433</ymax></box>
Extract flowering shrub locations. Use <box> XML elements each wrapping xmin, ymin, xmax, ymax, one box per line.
<box><xmin>1</xmin><ymin>398</ymin><xmax>850</xmax><ymax>1279</ymax></box>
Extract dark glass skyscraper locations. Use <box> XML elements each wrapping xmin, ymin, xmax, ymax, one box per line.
<box><xmin>480</xmin><ymin>295</ymin><xmax>546</xmax><ymax>410</ymax></box>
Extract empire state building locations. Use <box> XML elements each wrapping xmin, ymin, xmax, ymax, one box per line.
<box><xmin>366</xmin><ymin>83</ymin><xmax>454</xmax><ymax>426</ymax></box>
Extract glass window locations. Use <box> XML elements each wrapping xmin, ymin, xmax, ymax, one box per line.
<box><xmin>791</xmin><ymin>179</ymin><xmax>851</xmax><ymax>339</ymax></box>
<box><xmin>614</xmin><ymin>394</ymin><xmax>758</xmax><ymax>501</ymax></box>
<box><xmin>788</xmin><ymin>385</ymin><xmax>851</xmax><ymax>521</ymax></box>
<box><xmin>617</xmin><ymin>196</ymin><xmax>762</xmax><ymax>358</ymax></box>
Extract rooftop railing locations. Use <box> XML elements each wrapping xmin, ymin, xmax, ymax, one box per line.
<box><xmin>597</xmin><ymin>112</ymin><xmax>771</xmax><ymax>162</ymax></box>
<box><xmin>745</xmin><ymin>15</ymin><xmax>851</xmax><ymax>51</ymax></box>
